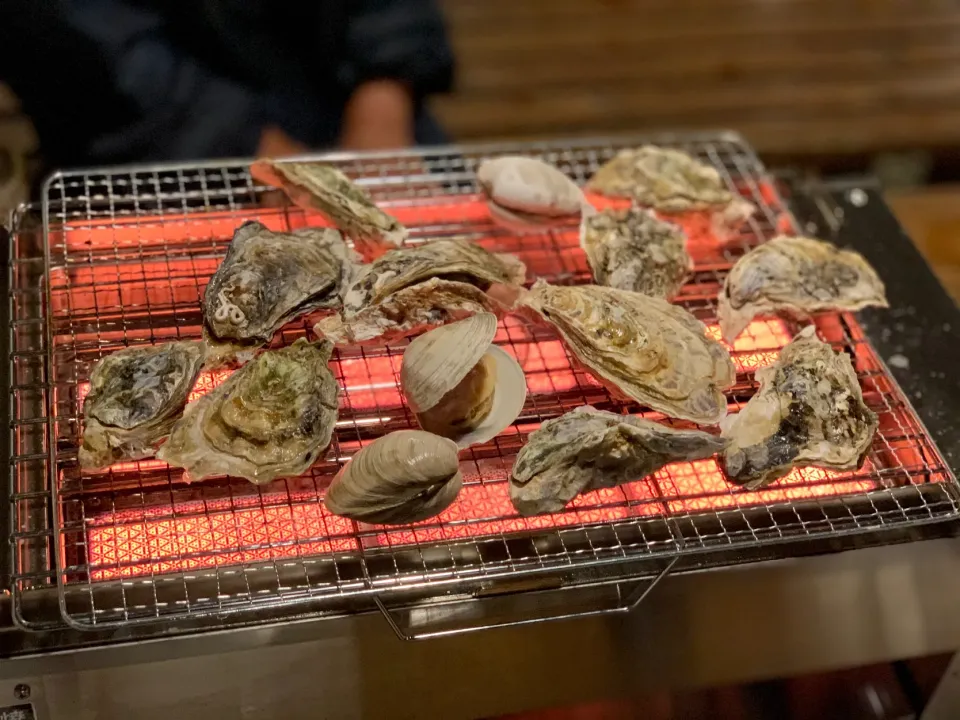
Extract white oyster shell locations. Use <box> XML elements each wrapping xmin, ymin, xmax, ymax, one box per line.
<box><xmin>477</xmin><ymin>156</ymin><xmax>589</xmax><ymax>231</ymax></box>
<box><xmin>79</xmin><ymin>341</ymin><xmax>205</xmax><ymax>471</ymax></box>
<box><xmin>510</xmin><ymin>406</ymin><xmax>727</xmax><ymax>515</ymax></box>
<box><xmin>324</xmin><ymin>430</ymin><xmax>462</xmax><ymax>524</ymax></box>
<box><xmin>158</xmin><ymin>339</ymin><xmax>339</xmax><ymax>484</ymax></box>
<box><xmin>718</xmin><ymin>235</ymin><xmax>889</xmax><ymax>343</ymax></box>
<box><xmin>518</xmin><ymin>281</ymin><xmax>735</xmax><ymax>424</ymax></box>
<box><xmin>720</xmin><ymin>326</ymin><xmax>878</xmax><ymax>489</ymax></box>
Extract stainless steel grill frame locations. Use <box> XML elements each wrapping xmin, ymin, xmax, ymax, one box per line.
<box><xmin>8</xmin><ymin>132</ymin><xmax>959</xmax><ymax>635</ymax></box>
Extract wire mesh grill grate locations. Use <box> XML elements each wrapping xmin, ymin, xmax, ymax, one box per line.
<box><xmin>9</xmin><ymin>132</ymin><xmax>958</xmax><ymax>630</ymax></box>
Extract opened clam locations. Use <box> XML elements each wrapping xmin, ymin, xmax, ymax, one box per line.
<box><xmin>324</xmin><ymin>430</ymin><xmax>462</xmax><ymax>524</ymax></box>
<box><xmin>477</xmin><ymin>156</ymin><xmax>590</xmax><ymax>231</ymax></box>
<box><xmin>401</xmin><ymin>313</ymin><xmax>526</xmax><ymax>448</ymax></box>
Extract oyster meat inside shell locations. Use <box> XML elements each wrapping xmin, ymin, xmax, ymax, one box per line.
<box><xmin>718</xmin><ymin>235</ymin><xmax>889</xmax><ymax>343</ymax></box>
<box><xmin>158</xmin><ymin>339</ymin><xmax>339</xmax><ymax>484</ymax></box>
<box><xmin>580</xmin><ymin>208</ymin><xmax>692</xmax><ymax>298</ymax></box>
<box><xmin>510</xmin><ymin>406</ymin><xmax>727</xmax><ymax>515</ymax></box>
<box><xmin>250</xmin><ymin>159</ymin><xmax>407</xmax><ymax>260</ymax></box>
<box><xmin>518</xmin><ymin>281</ymin><xmax>735</xmax><ymax>424</ymax></box>
<box><xmin>477</xmin><ymin>156</ymin><xmax>589</xmax><ymax>231</ymax></box>
<box><xmin>203</xmin><ymin>221</ymin><xmax>358</xmax><ymax>365</ymax></box>
<box><xmin>324</xmin><ymin>430</ymin><xmax>463</xmax><ymax>524</ymax></box>
<box><xmin>720</xmin><ymin>326</ymin><xmax>878</xmax><ymax>489</ymax></box>
<box><xmin>80</xmin><ymin>341</ymin><xmax>205</xmax><ymax>471</ymax></box>
<box><xmin>401</xmin><ymin>313</ymin><xmax>527</xmax><ymax>448</ymax></box>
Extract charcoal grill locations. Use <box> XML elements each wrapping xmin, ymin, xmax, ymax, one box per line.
<box><xmin>3</xmin><ymin>132</ymin><xmax>960</xmax><ymax>717</ymax></box>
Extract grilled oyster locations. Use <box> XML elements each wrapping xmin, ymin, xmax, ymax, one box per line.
<box><xmin>79</xmin><ymin>341</ymin><xmax>205</xmax><ymax>471</ymax></box>
<box><xmin>510</xmin><ymin>406</ymin><xmax>726</xmax><ymax>515</ymax></box>
<box><xmin>158</xmin><ymin>339</ymin><xmax>339</xmax><ymax>484</ymax></box>
<box><xmin>401</xmin><ymin>313</ymin><xmax>527</xmax><ymax>448</ymax></box>
<box><xmin>720</xmin><ymin>326</ymin><xmax>878</xmax><ymax>489</ymax></box>
<box><xmin>587</xmin><ymin>146</ymin><xmax>754</xmax><ymax>241</ymax></box>
<box><xmin>718</xmin><ymin>236</ymin><xmax>888</xmax><ymax>343</ymax></box>
<box><xmin>250</xmin><ymin>159</ymin><xmax>407</xmax><ymax>260</ymax></box>
<box><xmin>325</xmin><ymin>430</ymin><xmax>462</xmax><ymax>524</ymax></box>
<box><xmin>580</xmin><ymin>208</ymin><xmax>692</xmax><ymax>298</ymax></box>
<box><xmin>203</xmin><ymin>221</ymin><xmax>358</xmax><ymax>366</ymax></box>
<box><xmin>316</xmin><ymin>278</ymin><xmax>509</xmax><ymax>345</ymax></box>
<box><xmin>477</xmin><ymin>156</ymin><xmax>589</xmax><ymax>231</ymax></box>
<box><xmin>517</xmin><ymin>281</ymin><xmax>735</xmax><ymax>424</ymax></box>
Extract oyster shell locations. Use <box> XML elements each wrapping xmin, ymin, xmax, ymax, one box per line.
<box><xmin>718</xmin><ymin>235</ymin><xmax>889</xmax><ymax>343</ymax></box>
<box><xmin>401</xmin><ymin>313</ymin><xmax>527</xmax><ymax>448</ymax></box>
<box><xmin>157</xmin><ymin>339</ymin><xmax>339</xmax><ymax>484</ymax></box>
<box><xmin>79</xmin><ymin>341</ymin><xmax>205</xmax><ymax>471</ymax></box>
<box><xmin>517</xmin><ymin>281</ymin><xmax>735</xmax><ymax>424</ymax></box>
<box><xmin>720</xmin><ymin>326</ymin><xmax>878</xmax><ymax>489</ymax></box>
<box><xmin>315</xmin><ymin>278</ymin><xmax>509</xmax><ymax>345</ymax></box>
<box><xmin>341</xmin><ymin>239</ymin><xmax>526</xmax><ymax>316</ymax></box>
<box><xmin>250</xmin><ymin>159</ymin><xmax>407</xmax><ymax>260</ymax></box>
<box><xmin>203</xmin><ymin>221</ymin><xmax>358</xmax><ymax>366</ymax></box>
<box><xmin>580</xmin><ymin>208</ymin><xmax>692</xmax><ymax>298</ymax></box>
<box><xmin>587</xmin><ymin>146</ymin><xmax>755</xmax><ymax>241</ymax></box>
<box><xmin>324</xmin><ymin>430</ymin><xmax>462</xmax><ymax>524</ymax></box>
<box><xmin>510</xmin><ymin>406</ymin><xmax>727</xmax><ymax>515</ymax></box>
<box><xmin>476</xmin><ymin>156</ymin><xmax>589</xmax><ymax>231</ymax></box>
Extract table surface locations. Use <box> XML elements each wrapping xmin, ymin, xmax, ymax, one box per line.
<box><xmin>887</xmin><ymin>187</ymin><xmax>960</xmax><ymax>303</ymax></box>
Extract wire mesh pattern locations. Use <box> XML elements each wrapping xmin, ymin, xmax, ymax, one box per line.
<box><xmin>10</xmin><ymin>132</ymin><xmax>957</xmax><ymax>630</ymax></box>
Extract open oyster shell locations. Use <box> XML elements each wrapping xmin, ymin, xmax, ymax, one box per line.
<box><xmin>203</xmin><ymin>221</ymin><xmax>358</xmax><ymax>366</ymax></box>
<box><xmin>79</xmin><ymin>341</ymin><xmax>205</xmax><ymax>471</ymax></box>
<box><xmin>158</xmin><ymin>339</ymin><xmax>339</xmax><ymax>484</ymax></box>
<box><xmin>720</xmin><ymin>326</ymin><xmax>878</xmax><ymax>489</ymax></box>
<box><xmin>324</xmin><ymin>430</ymin><xmax>463</xmax><ymax>524</ymax></box>
<box><xmin>401</xmin><ymin>313</ymin><xmax>527</xmax><ymax>448</ymax></box>
<box><xmin>587</xmin><ymin>146</ymin><xmax>755</xmax><ymax>242</ymax></box>
<box><xmin>718</xmin><ymin>235</ymin><xmax>889</xmax><ymax>343</ymax></box>
<box><xmin>250</xmin><ymin>159</ymin><xmax>407</xmax><ymax>260</ymax></box>
<box><xmin>477</xmin><ymin>156</ymin><xmax>590</xmax><ymax>231</ymax></box>
<box><xmin>510</xmin><ymin>406</ymin><xmax>727</xmax><ymax>515</ymax></box>
<box><xmin>517</xmin><ymin>281</ymin><xmax>735</xmax><ymax>424</ymax></box>
<box><xmin>316</xmin><ymin>278</ymin><xmax>510</xmax><ymax>345</ymax></box>
<box><xmin>580</xmin><ymin>208</ymin><xmax>692</xmax><ymax>298</ymax></box>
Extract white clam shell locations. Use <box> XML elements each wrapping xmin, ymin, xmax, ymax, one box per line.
<box><xmin>477</xmin><ymin>156</ymin><xmax>589</xmax><ymax>230</ymax></box>
<box><xmin>324</xmin><ymin>430</ymin><xmax>462</xmax><ymax>524</ymax></box>
<box><xmin>400</xmin><ymin>313</ymin><xmax>528</xmax><ymax>449</ymax></box>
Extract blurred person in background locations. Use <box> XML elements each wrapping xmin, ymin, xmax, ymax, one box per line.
<box><xmin>0</xmin><ymin>0</ymin><xmax>454</xmax><ymax>173</ymax></box>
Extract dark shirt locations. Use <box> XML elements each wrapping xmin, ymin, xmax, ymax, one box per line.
<box><xmin>0</xmin><ymin>0</ymin><xmax>454</xmax><ymax>168</ymax></box>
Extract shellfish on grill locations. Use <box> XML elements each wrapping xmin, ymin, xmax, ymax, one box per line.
<box><xmin>517</xmin><ymin>281</ymin><xmax>735</xmax><ymax>424</ymax></box>
<box><xmin>250</xmin><ymin>159</ymin><xmax>407</xmax><ymax>260</ymax></box>
<box><xmin>580</xmin><ymin>207</ymin><xmax>692</xmax><ymax>298</ymax></box>
<box><xmin>510</xmin><ymin>406</ymin><xmax>727</xmax><ymax>515</ymax></box>
<box><xmin>324</xmin><ymin>430</ymin><xmax>462</xmax><ymax>524</ymax></box>
<box><xmin>203</xmin><ymin>221</ymin><xmax>358</xmax><ymax>366</ymax></box>
<box><xmin>587</xmin><ymin>146</ymin><xmax>755</xmax><ymax>242</ymax></box>
<box><xmin>79</xmin><ymin>341</ymin><xmax>205</xmax><ymax>471</ymax></box>
<box><xmin>720</xmin><ymin>326</ymin><xmax>878</xmax><ymax>489</ymax></box>
<box><xmin>718</xmin><ymin>235</ymin><xmax>889</xmax><ymax>343</ymax></box>
<box><xmin>401</xmin><ymin>313</ymin><xmax>526</xmax><ymax>448</ymax></box>
<box><xmin>476</xmin><ymin>156</ymin><xmax>591</xmax><ymax>231</ymax></box>
<box><xmin>158</xmin><ymin>339</ymin><xmax>339</xmax><ymax>484</ymax></box>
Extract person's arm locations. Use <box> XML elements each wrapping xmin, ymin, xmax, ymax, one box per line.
<box><xmin>339</xmin><ymin>0</ymin><xmax>455</xmax><ymax>150</ymax></box>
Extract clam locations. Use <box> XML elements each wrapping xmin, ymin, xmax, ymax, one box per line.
<box><xmin>477</xmin><ymin>156</ymin><xmax>591</xmax><ymax>231</ymax></box>
<box><xmin>324</xmin><ymin>430</ymin><xmax>463</xmax><ymax>524</ymax></box>
<box><xmin>400</xmin><ymin>313</ymin><xmax>526</xmax><ymax>448</ymax></box>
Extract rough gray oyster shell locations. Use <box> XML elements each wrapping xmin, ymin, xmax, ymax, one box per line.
<box><xmin>158</xmin><ymin>339</ymin><xmax>339</xmax><ymax>484</ymax></box>
<box><xmin>250</xmin><ymin>159</ymin><xmax>407</xmax><ymax>260</ymax></box>
<box><xmin>580</xmin><ymin>208</ymin><xmax>692</xmax><ymax>298</ymax></box>
<box><xmin>79</xmin><ymin>341</ymin><xmax>205</xmax><ymax>471</ymax></box>
<box><xmin>517</xmin><ymin>281</ymin><xmax>735</xmax><ymax>424</ymax></box>
<box><xmin>718</xmin><ymin>235</ymin><xmax>889</xmax><ymax>343</ymax></box>
<box><xmin>510</xmin><ymin>406</ymin><xmax>726</xmax><ymax>515</ymax></box>
<box><xmin>325</xmin><ymin>430</ymin><xmax>462</xmax><ymax>524</ymax></box>
<box><xmin>476</xmin><ymin>156</ymin><xmax>588</xmax><ymax>231</ymax></box>
<box><xmin>203</xmin><ymin>221</ymin><xmax>358</xmax><ymax>365</ymax></box>
<box><xmin>720</xmin><ymin>326</ymin><xmax>878</xmax><ymax>489</ymax></box>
